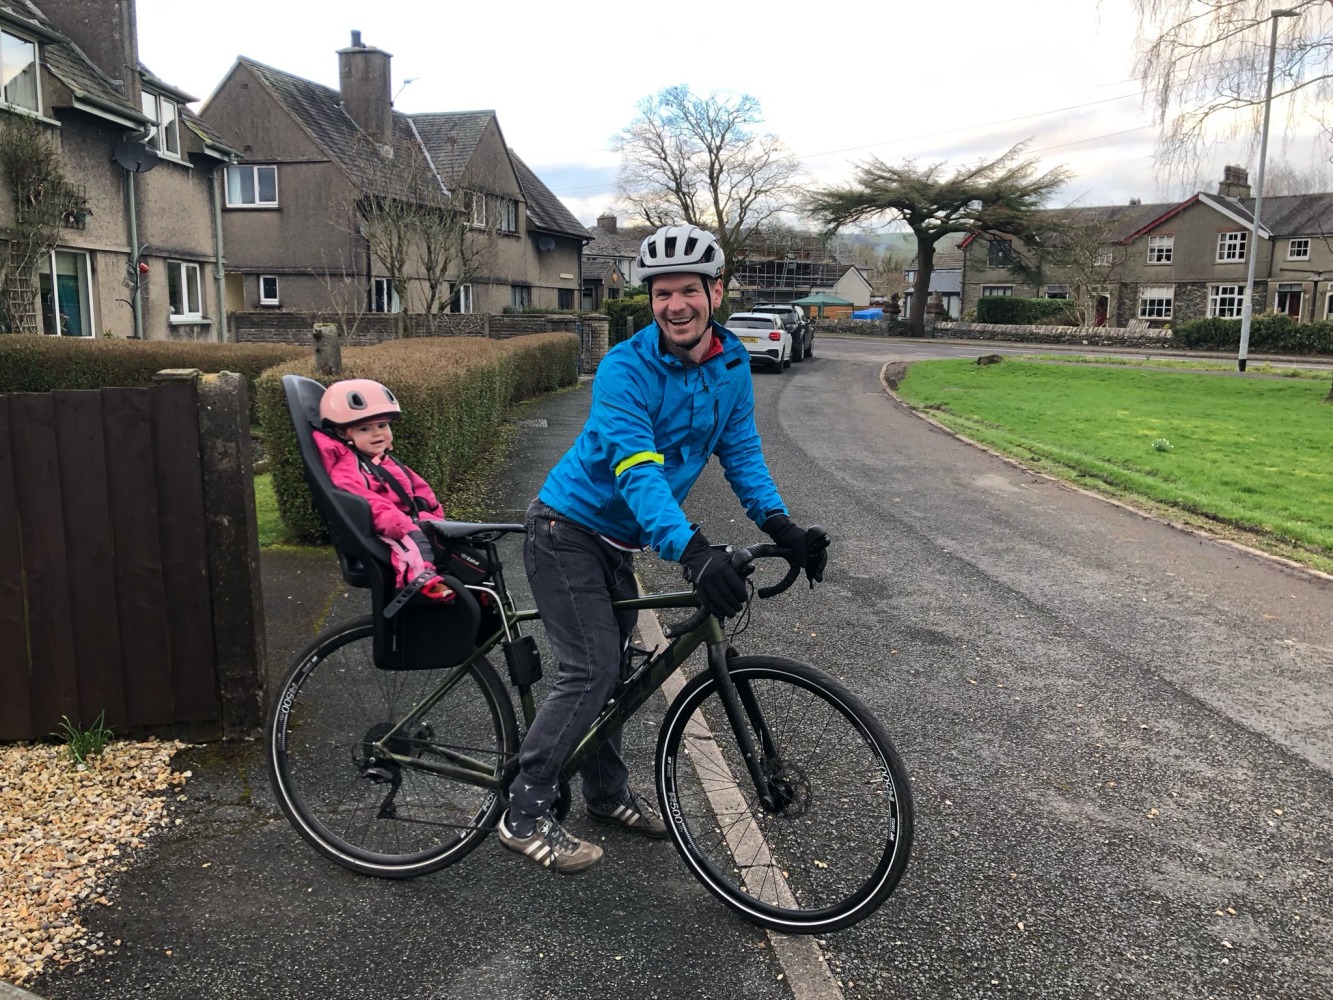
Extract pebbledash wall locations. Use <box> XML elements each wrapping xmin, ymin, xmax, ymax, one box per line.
<box><xmin>231</xmin><ymin>312</ymin><xmax>610</xmax><ymax>371</ymax></box>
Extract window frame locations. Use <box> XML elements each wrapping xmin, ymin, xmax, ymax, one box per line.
<box><xmin>225</xmin><ymin>164</ymin><xmax>279</xmax><ymax>208</ymax></box>
<box><xmin>167</xmin><ymin>261</ymin><xmax>204</xmax><ymax>322</ymax></box>
<box><xmin>41</xmin><ymin>248</ymin><xmax>94</xmax><ymax>337</ymax></box>
<box><xmin>467</xmin><ymin>191</ymin><xmax>486</xmax><ymax>228</ymax></box>
<box><xmin>1325</xmin><ymin>288</ymin><xmax>1333</xmax><ymax>321</ymax></box>
<box><xmin>1138</xmin><ymin>285</ymin><xmax>1173</xmax><ymax>320</ymax></box>
<box><xmin>1216</xmin><ymin>231</ymin><xmax>1248</xmax><ymax>263</ymax></box>
<box><xmin>1043</xmin><ymin>284</ymin><xmax>1069</xmax><ymax>300</ymax></box>
<box><xmin>1146</xmin><ymin>235</ymin><xmax>1174</xmax><ymax>264</ymax></box>
<box><xmin>0</xmin><ymin>28</ymin><xmax>40</xmax><ymax>114</ymax></box>
<box><xmin>1207</xmin><ymin>283</ymin><xmax>1246</xmax><ymax>318</ymax></box>
<box><xmin>980</xmin><ymin>285</ymin><xmax>1013</xmax><ymax>297</ymax></box>
<box><xmin>1274</xmin><ymin>282</ymin><xmax>1302</xmax><ymax>319</ymax></box>
<box><xmin>492</xmin><ymin>196</ymin><xmax>518</xmax><ymax>234</ymax></box>
<box><xmin>141</xmin><ymin>90</ymin><xmax>181</xmax><ymax>158</ymax></box>
<box><xmin>258</xmin><ymin>274</ymin><xmax>280</xmax><ymax>306</ymax></box>
<box><xmin>986</xmin><ymin>240</ymin><xmax>1013</xmax><ymax>267</ymax></box>
<box><xmin>455</xmin><ymin>282</ymin><xmax>474</xmax><ymax>314</ymax></box>
<box><xmin>558</xmin><ymin>288</ymin><xmax>575</xmax><ymax>310</ymax></box>
<box><xmin>510</xmin><ymin>284</ymin><xmax>531</xmax><ymax>310</ymax></box>
<box><xmin>369</xmin><ymin>276</ymin><xmax>401</xmax><ymax>314</ymax></box>
<box><xmin>1287</xmin><ymin>238</ymin><xmax>1310</xmax><ymax>261</ymax></box>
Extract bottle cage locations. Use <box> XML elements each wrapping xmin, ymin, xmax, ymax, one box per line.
<box><xmin>281</xmin><ymin>374</ymin><xmax>483</xmax><ymax>670</ymax></box>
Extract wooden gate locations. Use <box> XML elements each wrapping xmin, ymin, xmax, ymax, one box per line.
<box><xmin>0</xmin><ymin>373</ymin><xmax>265</xmax><ymax>741</ymax></box>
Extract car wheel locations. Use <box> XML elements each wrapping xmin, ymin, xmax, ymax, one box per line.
<box><xmin>805</xmin><ymin>335</ymin><xmax>814</xmax><ymax>359</ymax></box>
<box><xmin>782</xmin><ymin>345</ymin><xmax>791</xmax><ymax>369</ymax></box>
<box><xmin>792</xmin><ymin>336</ymin><xmax>804</xmax><ymax>363</ymax></box>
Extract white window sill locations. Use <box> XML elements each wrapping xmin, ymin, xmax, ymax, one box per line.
<box><xmin>169</xmin><ymin>315</ymin><xmax>211</xmax><ymax>325</ymax></box>
<box><xmin>258</xmin><ymin>301</ymin><xmax>281</xmax><ymax>308</ymax></box>
<box><xmin>224</xmin><ymin>203</ymin><xmax>280</xmax><ymax>210</ymax></box>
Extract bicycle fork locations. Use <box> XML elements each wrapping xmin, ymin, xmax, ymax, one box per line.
<box><xmin>703</xmin><ymin>632</ymin><xmax>784</xmax><ymax>813</ymax></box>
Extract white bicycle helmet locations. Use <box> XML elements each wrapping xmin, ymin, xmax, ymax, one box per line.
<box><xmin>637</xmin><ymin>225</ymin><xmax>725</xmax><ymax>282</ymax></box>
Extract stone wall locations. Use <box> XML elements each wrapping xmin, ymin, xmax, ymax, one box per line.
<box><xmin>935</xmin><ymin>321</ymin><xmax>1173</xmax><ymax>348</ymax></box>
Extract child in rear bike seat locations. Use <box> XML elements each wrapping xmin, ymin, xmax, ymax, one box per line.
<box><xmin>315</xmin><ymin>378</ymin><xmax>454</xmax><ymax>605</ymax></box>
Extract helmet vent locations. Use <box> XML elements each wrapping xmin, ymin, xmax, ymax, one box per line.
<box><xmin>664</xmin><ymin>236</ymin><xmax>677</xmax><ymax>257</ymax></box>
<box><xmin>683</xmin><ymin>235</ymin><xmax>698</xmax><ymax>256</ymax></box>
<box><xmin>348</xmin><ymin>391</ymin><xmax>367</xmax><ymax>409</ymax></box>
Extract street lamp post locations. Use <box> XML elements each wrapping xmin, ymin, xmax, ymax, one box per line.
<box><xmin>1238</xmin><ymin>7</ymin><xmax>1299</xmax><ymax>373</ymax></box>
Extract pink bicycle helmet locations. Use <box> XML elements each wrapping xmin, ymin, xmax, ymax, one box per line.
<box><xmin>319</xmin><ymin>378</ymin><xmax>401</xmax><ymax>428</ymax></box>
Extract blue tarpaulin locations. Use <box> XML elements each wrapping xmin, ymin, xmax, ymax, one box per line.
<box><xmin>852</xmin><ymin>308</ymin><xmax>883</xmax><ymax>320</ymax></box>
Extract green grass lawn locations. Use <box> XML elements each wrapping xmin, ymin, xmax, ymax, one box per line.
<box><xmin>896</xmin><ymin>359</ymin><xmax>1333</xmax><ymax>571</ymax></box>
<box><xmin>253</xmin><ymin>473</ymin><xmax>295</xmax><ymax>548</ymax></box>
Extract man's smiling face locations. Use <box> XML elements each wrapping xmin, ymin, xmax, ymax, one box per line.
<box><xmin>651</xmin><ymin>273</ymin><xmax>723</xmax><ymax>359</ymax></box>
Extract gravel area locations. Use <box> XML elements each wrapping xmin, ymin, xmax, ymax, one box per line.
<box><xmin>0</xmin><ymin>740</ymin><xmax>190</xmax><ymax>990</ymax></box>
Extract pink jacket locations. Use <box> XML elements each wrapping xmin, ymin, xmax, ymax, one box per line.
<box><xmin>314</xmin><ymin>432</ymin><xmax>444</xmax><ymax>540</ymax></box>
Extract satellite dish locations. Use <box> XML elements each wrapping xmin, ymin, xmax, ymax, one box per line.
<box><xmin>537</xmin><ymin>236</ymin><xmax>556</xmax><ymax>253</ymax></box>
<box><xmin>113</xmin><ymin>141</ymin><xmax>160</xmax><ymax>173</ymax></box>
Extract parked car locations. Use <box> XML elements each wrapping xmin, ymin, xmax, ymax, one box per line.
<box><xmin>750</xmin><ymin>303</ymin><xmax>813</xmax><ymax>362</ymax></box>
<box><xmin>725</xmin><ymin>312</ymin><xmax>791</xmax><ymax>372</ymax></box>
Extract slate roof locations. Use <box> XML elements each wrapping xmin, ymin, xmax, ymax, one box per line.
<box><xmin>585</xmin><ymin>221</ymin><xmax>653</xmax><ymax>259</ymax></box>
<box><xmin>510</xmin><ymin>151</ymin><xmax>587</xmax><ymax>240</ymax></box>
<box><xmin>1227</xmin><ymin>192</ymin><xmax>1333</xmax><ymax>238</ymax></box>
<box><xmin>409</xmin><ymin>111</ymin><xmax>495</xmax><ymax>182</ymax></box>
<box><xmin>582</xmin><ymin>257</ymin><xmax>623</xmax><ymax>282</ymax></box>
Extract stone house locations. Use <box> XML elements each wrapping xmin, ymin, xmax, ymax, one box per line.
<box><xmin>959</xmin><ymin>167</ymin><xmax>1333</xmax><ymax>327</ymax></box>
<box><xmin>0</xmin><ymin>0</ymin><xmax>235</xmax><ymax>340</ymax></box>
<box><xmin>583</xmin><ymin>212</ymin><xmax>652</xmax><ymax>304</ymax></box>
<box><xmin>200</xmin><ymin>32</ymin><xmax>586</xmax><ymax>324</ymax></box>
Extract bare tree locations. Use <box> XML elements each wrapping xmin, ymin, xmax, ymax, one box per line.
<box><xmin>1261</xmin><ymin>158</ymin><xmax>1332</xmax><ymax>195</ymax></box>
<box><xmin>807</xmin><ymin>143</ymin><xmax>1070</xmax><ymax>335</ymax></box>
<box><xmin>1131</xmin><ymin>0</ymin><xmax>1333</xmax><ymax>177</ymax></box>
<box><xmin>614</xmin><ymin>85</ymin><xmax>799</xmax><ymax>284</ymax></box>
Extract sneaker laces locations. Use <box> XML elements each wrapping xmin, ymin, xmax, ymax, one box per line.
<box><xmin>535</xmin><ymin>815</ymin><xmax>581</xmax><ymax>853</ymax></box>
<box><xmin>624</xmin><ymin>789</ymin><xmax>661</xmax><ymax>820</ymax></box>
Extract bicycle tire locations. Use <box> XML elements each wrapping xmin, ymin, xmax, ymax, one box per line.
<box><xmin>656</xmin><ymin>655</ymin><xmax>913</xmax><ymax>933</ymax></box>
<box><xmin>268</xmin><ymin>615</ymin><xmax>518</xmax><ymax>878</ymax></box>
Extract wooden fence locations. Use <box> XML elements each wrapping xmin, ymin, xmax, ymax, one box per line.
<box><xmin>0</xmin><ymin>372</ymin><xmax>265</xmax><ymax>741</ymax></box>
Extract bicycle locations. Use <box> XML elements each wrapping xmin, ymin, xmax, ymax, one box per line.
<box><xmin>267</xmin><ymin>375</ymin><xmax>913</xmax><ymax>934</ymax></box>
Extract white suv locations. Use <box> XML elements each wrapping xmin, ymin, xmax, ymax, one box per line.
<box><xmin>726</xmin><ymin>312</ymin><xmax>791</xmax><ymax>373</ymax></box>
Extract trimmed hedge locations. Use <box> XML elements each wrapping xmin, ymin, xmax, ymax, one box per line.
<box><xmin>975</xmin><ymin>296</ymin><xmax>1079</xmax><ymax>326</ymax></box>
<box><xmin>255</xmin><ymin>332</ymin><xmax>579</xmax><ymax>541</ymax></box>
<box><xmin>0</xmin><ymin>335</ymin><xmax>306</xmax><ymax>421</ymax></box>
<box><xmin>1172</xmin><ymin>314</ymin><xmax>1333</xmax><ymax>354</ymax></box>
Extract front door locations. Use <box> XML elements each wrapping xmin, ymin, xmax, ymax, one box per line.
<box><xmin>1275</xmin><ymin>283</ymin><xmax>1302</xmax><ymax>320</ymax></box>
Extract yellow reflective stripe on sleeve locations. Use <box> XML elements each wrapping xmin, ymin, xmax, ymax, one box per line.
<box><xmin>614</xmin><ymin>450</ymin><xmax>665</xmax><ymax>477</ymax></box>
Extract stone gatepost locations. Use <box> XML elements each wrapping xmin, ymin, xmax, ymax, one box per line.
<box><xmin>312</xmin><ymin>323</ymin><xmax>342</xmax><ymax>375</ymax></box>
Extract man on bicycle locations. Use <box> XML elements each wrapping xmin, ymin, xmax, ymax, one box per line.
<box><xmin>499</xmin><ymin>223</ymin><xmax>829</xmax><ymax>873</ymax></box>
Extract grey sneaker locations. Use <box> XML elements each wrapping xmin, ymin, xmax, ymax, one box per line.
<box><xmin>587</xmin><ymin>788</ymin><xmax>669</xmax><ymax>839</ymax></box>
<box><xmin>497</xmin><ymin>810</ymin><xmax>604</xmax><ymax>874</ymax></box>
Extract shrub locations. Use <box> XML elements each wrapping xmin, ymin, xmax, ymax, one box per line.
<box><xmin>975</xmin><ymin>296</ymin><xmax>1079</xmax><ymax>326</ymax></box>
<box><xmin>255</xmin><ymin>333</ymin><xmax>578</xmax><ymax>541</ymax></box>
<box><xmin>0</xmin><ymin>335</ymin><xmax>305</xmax><ymax>421</ymax></box>
<box><xmin>1172</xmin><ymin>314</ymin><xmax>1333</xmax><ymax>354</ymax></box>
<box><xmin>604</xmin><ymin>295</ymin><xmax>652</xmax><ymax>346</ymax></box>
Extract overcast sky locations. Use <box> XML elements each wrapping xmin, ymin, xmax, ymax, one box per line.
<box><xmin>137</xmin><ymin>0</ymin><xmax>1331</xmax><ymax>229</ymax></box>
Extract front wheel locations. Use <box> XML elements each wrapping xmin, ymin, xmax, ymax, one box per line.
<box><xmin>656</xmin><ymin>656</ymin><xmax>913</xmax><ymax>933</ymax></box>
<box><xmin>268</xmin><ymin>615</ymin><xmax>517</xmax><ymax>878</ymax></box>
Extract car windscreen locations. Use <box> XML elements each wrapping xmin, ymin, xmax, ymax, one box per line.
<box><xmin>727</xmin><ymin>319</ymin><xmax>779</xmax><ymax>330</ymax></box>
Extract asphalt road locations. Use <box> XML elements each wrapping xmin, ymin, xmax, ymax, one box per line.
<box><xmin>634</xmin><ymin>335</ymin><xmax>1333</xmax><ymax>998</ymax></box>
<box><xmin>33</xmin><ymin>334</ymin><xmax>1333</xmax><ymax>1000</ymax></box>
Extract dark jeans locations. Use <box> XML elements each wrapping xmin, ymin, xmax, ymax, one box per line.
<box><xmin>509</xmin><ymin>500</ymin><xmax>640</xmax><ymax>822</ymax></box>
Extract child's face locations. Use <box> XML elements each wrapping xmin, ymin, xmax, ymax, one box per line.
<box><xmin>343</xmin><ymin>420</ymin><xmax>393</xmax><ymax>458</ymax></box>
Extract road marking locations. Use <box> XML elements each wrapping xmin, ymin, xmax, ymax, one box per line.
<box><xmin>635</xmin><ymin>602</ymin><xmax>844</xmax><ymax>1000</ymax></box>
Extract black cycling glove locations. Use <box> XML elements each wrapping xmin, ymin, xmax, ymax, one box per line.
<box><xmin>680</xmin><ymin>530</ymin><xmax>748</xmax><ymax>620</ymax></box>
<box><xmin>761</xmin><ymin>513</ymin><xmax>829</xmax><ymax>585</ymax></box>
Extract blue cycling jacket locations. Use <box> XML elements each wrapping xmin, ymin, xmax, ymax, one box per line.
<box><xmin>538</xmin><ymin>319</ymin><xmax>786</xmax><ymax>562</ymax></box>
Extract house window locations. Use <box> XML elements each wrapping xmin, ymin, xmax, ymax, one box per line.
<box><xmin>370</xmin><ymin>277</ymin><xmax>400</xmax><ymax>313</ymax></box>
<box><xmin>168</xmin><ymin>261</ymin><xmax>203</xmax><ymax>320</ymax></box>
<box><xmin>1138</xmin><ymin>285</ymin><xmax>1173</xmax><ymax>320</ymax></box>
<box><xmin>1208</xmin><ymin>284</ymin><xmax>1245</xmax><ymax>318</ymax></box>
<box><xmin>558</xmin><ymin>288</ymin><xmax>575</xmax><ymax>310</ymax></box>
<box><xmin>258</xmin><ymin>275</ymin><xmax>280</xmax><ymax>306</ymax></box>
<box><xmin>1</xmin><ymin>30</ymin><xmax>38</xmax><ymax>112</ymax></box>
<box><xmin>1043</xmin><ymin>285</ymin><xmax>1069</xmax><ymax>300</ymax></box>
<box><xmin>1093</xmin><ymin>248</ymin><xmax>1114</xmax><ymax>267</ymax></box>
<box><xmin>1287</xmin><ymin>238</ymin><xmax>1310</xmax><ymax>261</ymax></box>
<box><xmin>493</xmin><ymin>197</ymin><xmax>518</xmax><ymax>234</ymax></box>
<box><xmin>986</xmin><ymin>241</ymin><xmax>1013</xmax><ymax>267</ymax></box>
<box><xmin>511</xmin><ymin>285</ymin><xmax>531</xmax><ymax>310</ymax></box>
<box><xmin>454</xmin><ymin>283</ymin><xmax>473</xmax><ymax>313</ymax></box>
<box><xmin>225</xmin><ymin>165</ymin><xmax>278</xmax><ymax>207</ymax></box>
<box><xmin>141</xmin><ymin>92</ymin><xmax>180</xmax><ymax>157</ymax></box>
<box><xmin>1216</xmin><ymin>231</ymin><xmax>1247</xmax><ymax>262</ymax></box>
<box><xmin>467</xmin><ymin>192</ymin><xmax>486</xmax><ymax>228</ymax></box>
<box><xmin>980</xmin><ymin>285</ymin><xmax>1013</xmax><ymax>297</ymax></box>
<box><xmin>1146</xmin><ymin>235</ymin><xmax>1173</xmax><ymax>264</ymax></box>
<box><xmin>1275</xmin><ymin>283</ymin><xmax>1302</xmax><ymax>319</ymax></box>
<box><xmin>39</xmin><ymin>250</ymin><xmax>93</xmax><ymax>336</ymax></box>
<box><xmin>1325</xmin><ymin>288</ymin><xmax>1333</xmax><ymax>321</ymax></box>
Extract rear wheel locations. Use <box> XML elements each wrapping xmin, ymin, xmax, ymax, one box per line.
<box><xmin>268</xmin><ymin>615</ymin><xmax>517</xmax><ymax>878</ymax></box>
<box><xmin>656</xmin><ymin>655</ymin><xmax>913</xmax><ymax>933</ymax></box>
<box><xmin>792</xmin><ymin>336</ymin><xmax>804</xmax><ymax>363</ymax></box>
<box><xmin>782</xmin><ymin>345</ymin><xmax>792</xmax><ymax>369</ymax></box>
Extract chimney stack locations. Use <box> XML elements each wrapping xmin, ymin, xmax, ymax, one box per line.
<box><xmin>38</xmin><ymin>0</ymin><xmax>140</xmax><ymax>103</ymax></box>
<box><xmin>1218</xmin><ymin>165</ymin><xmax>1252</xmax><ymax>199</ymax></box>
<box><xmin>338</xmin><ymin>30</ymin><xmax>393</xmax><ymax>145</ymax></box>
<box><xmin>597</xmin><ymin>213</ymin><xmax>618</xmax><ymax>233</ymax></box>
